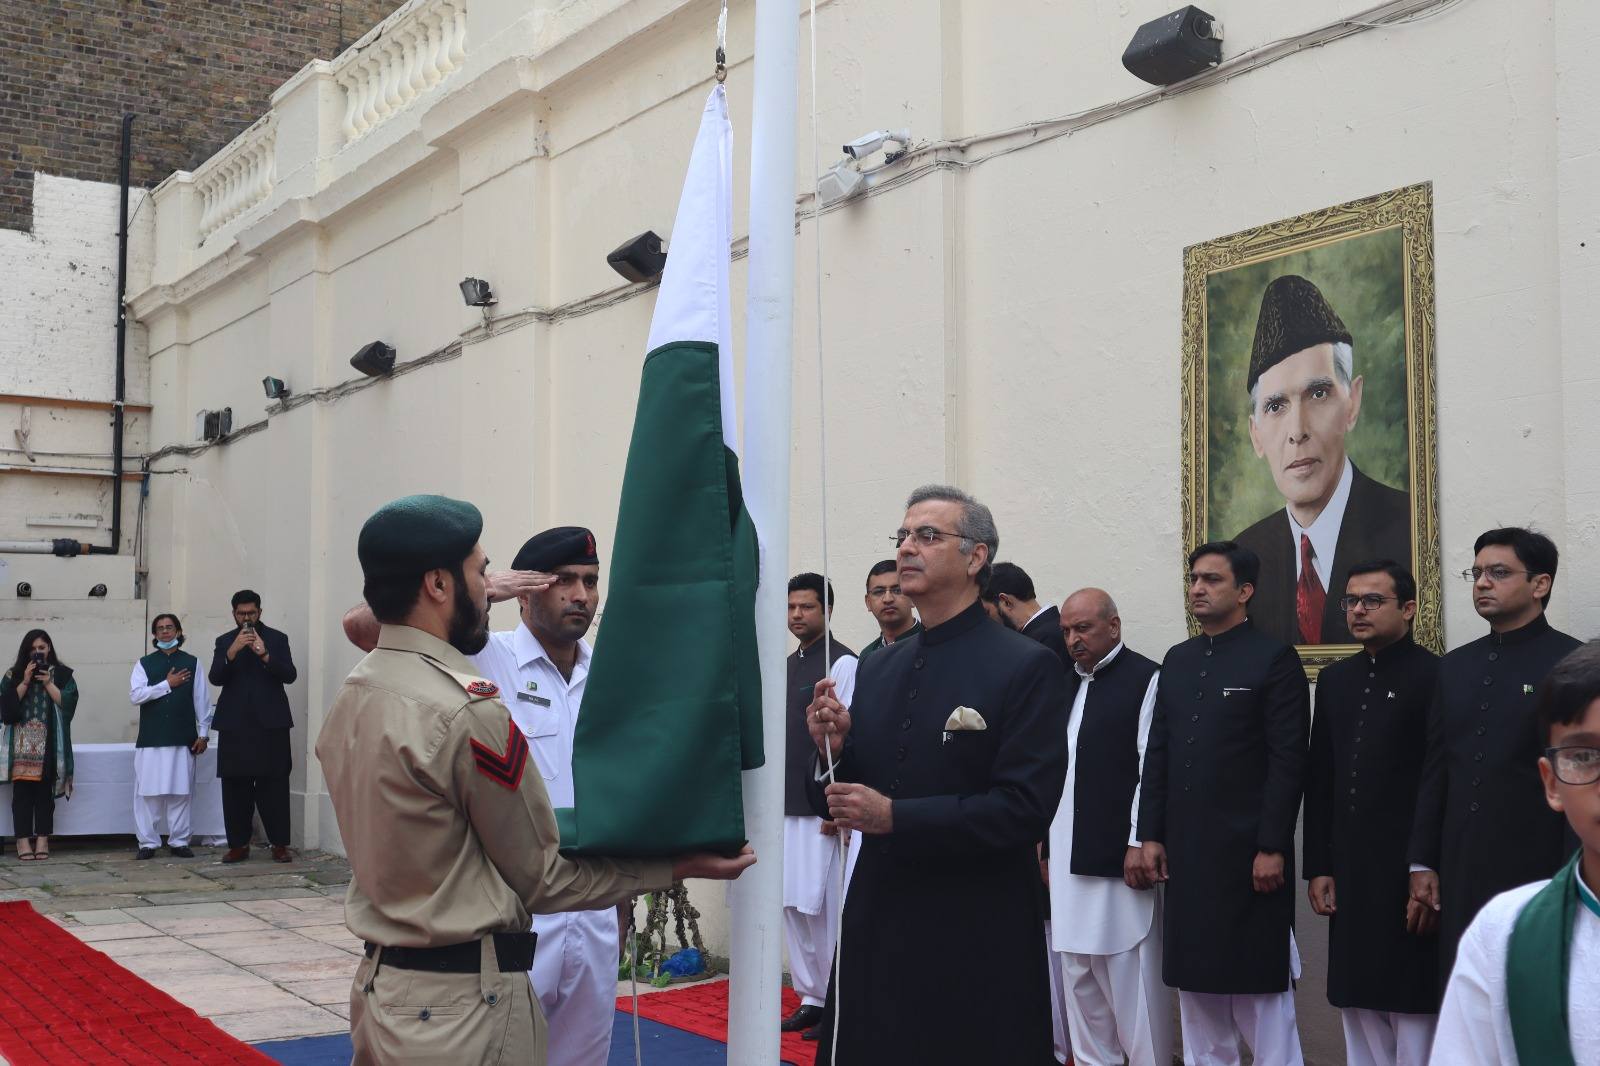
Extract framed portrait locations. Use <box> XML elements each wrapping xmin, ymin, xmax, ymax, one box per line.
<box><xmin>1181</xmin><ymin>182</ymin><xmax>1440</xmax><ymax>677</ymax></box>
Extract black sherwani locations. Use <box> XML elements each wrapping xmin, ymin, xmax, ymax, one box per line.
<box><xmin>209</xmin><ymin>623</ymin><xmax>297</xmax><ymax>848</ymax></box>
<box><xmin>1138</xmin><ymin>618</ymin><xmax>1309</xmax><ymax>993</ymax></box>
<box><xmin>1408</xmin><ymin>614</ymin><xmax>1581</xmax><ymax>988</ymax></box>
<box><xmin>1021</xmin><ymin>604</ymin><xmax>1073</xmax><ymax>672</ymax></box>
<box><xmin>1233</xmin><ymin>464</ymin><xmax>1410</xmax><ymax>646</ymax></box>
<box><xmin>1304</xmin><ymin>635</ymin><xmax>1440</xmax><ymax>1014</ymax></box>
<box><xmin>807</xmin><ymin>599</ymin><xmax>1068</xmax><ymax>1064</ymax></box>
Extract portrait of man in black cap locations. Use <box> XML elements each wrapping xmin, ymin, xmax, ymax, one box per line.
<box><xmin>1185</xmin><ymin>187</ymin><xmax>1441</xmax><ymax>665</ymax></box>
<box><xmin>1231</xmin><ymin>274</ymin><xmax>1410</xmax><ymax>647</ymax></box>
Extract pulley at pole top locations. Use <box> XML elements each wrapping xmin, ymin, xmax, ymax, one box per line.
<box><xmin>714</xmin><ymin>1</ymin><xmax>729</xmax><ymax>82</ymax></box>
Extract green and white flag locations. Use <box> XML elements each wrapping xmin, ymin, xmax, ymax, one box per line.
<box><xmin>557</xmin><ymin>85</ymin><xmax>762</xmax><ymax>857</ymax></box>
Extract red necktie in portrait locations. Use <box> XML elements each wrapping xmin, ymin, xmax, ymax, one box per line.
<box><xmin>1296</xmin><ymin>533</ymin><xmax>1325</xmax><ymax>645</ymax></box>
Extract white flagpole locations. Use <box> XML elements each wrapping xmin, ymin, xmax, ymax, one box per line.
<box><xmin>727</xmin><ymin>0</ymin><xmax>799</xmax><ymax>1059</ymax></box>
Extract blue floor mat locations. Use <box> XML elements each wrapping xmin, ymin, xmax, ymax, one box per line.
<box><xmin>253</xmin><ymin>1012</ymin><xmax>732</xmax><ymax>1064</ymax></box>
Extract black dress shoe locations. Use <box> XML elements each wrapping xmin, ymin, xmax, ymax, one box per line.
<box><xmin>136</xmin><ymin>848</ymin><xmax>156</xmax><ymax>860</ymax></box>
<box><xmin>168</xmin><ymin>845</ymin><xmax>195</xmax><ymax>858</ymax></box>
<box><xmin>802</xmin><ymin>1023</ymin><xmax>823</xmax><ymax>1041</ymax></box>
<box><xmin>780</xmin><ymin>1005</ymin><xmax>823</xmax><ymax>1032</ymax></box>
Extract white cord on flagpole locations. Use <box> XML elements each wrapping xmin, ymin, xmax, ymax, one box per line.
<box><xmin>809</xmin><ymin>0</ymin><xmax>848</xmax><ymax>1061</ymax></box>
<box><xmin>628</xmin><ymin>908</ymin><xmax>643</xmax><ymax>1065</ymax></box>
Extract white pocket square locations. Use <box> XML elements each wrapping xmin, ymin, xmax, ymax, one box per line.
<box><xmin>943</xmin><ymin>706</ymin><xmax>987</xmax><ymax>731</ymax></box>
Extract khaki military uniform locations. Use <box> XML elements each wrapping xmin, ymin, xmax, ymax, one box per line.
<box><xmin>316</xmin><ymin>625</ymin><xmax>672</xmax><ymax>1064</ymax></box>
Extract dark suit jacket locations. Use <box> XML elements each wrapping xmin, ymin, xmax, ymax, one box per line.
<box><xmin>1233</xmin><ymin>464</ymin><xmax>1409</xmax><ymax>646</ymax></box>
<box><xmin>1021</xmin><ymin>605</ymin><xmax>1073</xmax><ymax>671</ymax></box>
<box><xmin>208</xmin><ymin>622</ymin><xmax>297</xmax><ymax>731</ymax></box>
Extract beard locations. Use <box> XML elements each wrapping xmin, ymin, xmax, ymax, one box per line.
<box><xmin>447</xmin><ymin>579</ymin><xmax>491</xmax><ymax>655</ymax></box>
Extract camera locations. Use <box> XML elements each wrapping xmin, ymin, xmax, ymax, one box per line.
<box><xmin>840</xmin><ymin>129</ymin><xmax>911</xmax><ymax>162</ymax></box>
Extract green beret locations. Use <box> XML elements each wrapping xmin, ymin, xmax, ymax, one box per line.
<box><xmin>513</xmin><ymin>526</ymin><xmax>599</xmax><ymax>572</ymax></box>
<box><xmin>358</xmin><ymin>494</ymin><xmax>483</xmax><ymax>579</ymax></box>
<box><xmin>1247</xmin><ymin>275</ymin><xmax>1353</xmax><ymax>394</ymax></box>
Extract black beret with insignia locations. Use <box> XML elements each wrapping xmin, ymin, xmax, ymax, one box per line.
<box><xmin>1247</xmin><ymin>275</ymin><xmax>1353</xmax><ymax>394</ymax></box>
<box><xmin>513</xmin><ymin>526</ymin><xmax>599</xmax><ymax>573</ymax></box>
<box><xmin>357</xmin><ymin>494</ymin><xmax>483</xmax><ymax>579</ymax></box>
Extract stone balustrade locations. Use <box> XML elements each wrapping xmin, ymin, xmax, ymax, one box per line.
<box><xmin>332</xmin><ymin>0</ymin><xmax>469</xmax><ymax>145</ymax></box>
<box><xmin>193</xmin><ymin>114</ymin><xmax>276</xmax><ymax>243</ymax></box>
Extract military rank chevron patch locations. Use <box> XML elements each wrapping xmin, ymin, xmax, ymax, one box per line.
<box><xmin>471</xmin><ymin>716</ymin><xmax>529</xmax><ymax>790</ymax></box>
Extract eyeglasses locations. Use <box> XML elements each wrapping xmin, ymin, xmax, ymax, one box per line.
<box><xmin>1460</xmin><ymin>565</ymin><xmax>1534</xmax><ymax>583</ymax></box>
<box><xmin>866</xmin><ymin>586</ymin><xmax>903</xmax><ymax>599</ymax></box>
<box><xmin>1544</xmin><ymin>745</ymin><xmax>1600</xmax><ymax>786</ymax></box>
<box><xmin>892</xmin><ymin>527</ymin><xmax>964</xmax><ymax>548</ymax></box>
<box><xmin>1339</xmin><ymin>594</ymin><xmax>1398</xmax><ymax>611</ymax></box>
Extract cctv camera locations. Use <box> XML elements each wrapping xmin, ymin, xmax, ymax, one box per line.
<box><xmin>840</xmin><ymin>129</ymin><xmax>911</xmax><ymax>161</ymax></box>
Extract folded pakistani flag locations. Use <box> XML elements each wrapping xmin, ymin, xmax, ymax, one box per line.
<box><xmin>556</xmin><ymin>84</ymin><xmax>762</xmax><ymax>857</ymax></box>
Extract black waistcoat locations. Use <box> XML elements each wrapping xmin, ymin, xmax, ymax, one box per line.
<box><xmin>786</xmin><ymin>635</ymin><xmax>855</xmax><ymax>816</ymax></box>
<box><xmin>1305</xmin><ymin>634</ymin><xmax>1440</xmax><ymax>1013</ymax></box>
<box><xmin>1067</xmin><ymin>646</ymin><xmax>1159</xmax><ymax>877</ymax></box>
<box><xmin>1408</xmin><ymin>613</ymin><xmax>1582</xmax><ymax>988</ymax></box>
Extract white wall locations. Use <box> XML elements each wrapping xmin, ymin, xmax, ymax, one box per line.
<box><xmin>109</xmin><ymin>0</ymin><xmax>1600</xmax><ymax>1040</ymax></box>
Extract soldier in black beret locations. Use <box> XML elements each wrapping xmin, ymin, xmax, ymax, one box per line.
<box><xmin>1233</xmin><ymin>275</ymin><xmax>1410</xmax><ymax>647</ymax></box>
<box><xmin>321</xmin><ymin>495</ymin><xmax>754</xmax><ymax>1065</ymax></box>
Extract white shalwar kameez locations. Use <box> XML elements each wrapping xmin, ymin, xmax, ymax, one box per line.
<box><xmin>128</xmin><ymin>663</ymin><xmax>211</xmax><ymax>849</ymax></box>
<box><xmin>1047</xmin><ymin>645</ymin><xmax>1172</xmax><ymax>1066</ymax></box>
<box><xmin>1428</xmin><ymin>873</ymin><xmax>1600</xmax><ymax>1066</ymax></box>
<box><xmin>473</xmin><ymin>624</ymin><xmax>616</xmax><ymax>1066</ymax></box>
<box><xmin>783</xmin><ymin>653</ymin><xmax>857</xmax><ymax>1009</ymax></box>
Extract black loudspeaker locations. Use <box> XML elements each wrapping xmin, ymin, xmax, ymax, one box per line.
<box><xmin>351</xmin><ymin>341</ymin><xmax>397</xmax><ymax>377</ymax></box>
<box><xmin>1122</xmin><ymin>6</ymin><xmax>1222</xmax><ymax>86</ymax></box>
<box><xmin>607</xmin><ymin>231</ymin><xmax>668</xmax><ymax>283</ymax></box>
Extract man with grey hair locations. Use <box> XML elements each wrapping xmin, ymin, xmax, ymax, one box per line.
<box><xmin>803</xmin><ymin>484</ymin><xmax>1070</xmax><ymax>1063</ymax></box>
<box><xmin>1234</xmin><ymin>275</ymin><xmax>1409</xmax><ymax>647</ymax></box>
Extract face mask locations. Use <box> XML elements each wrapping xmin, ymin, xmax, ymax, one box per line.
<box><xmin>156</xmin><ymin>638</ymin><xmax>180</xmax><ymax>650</ymax></box>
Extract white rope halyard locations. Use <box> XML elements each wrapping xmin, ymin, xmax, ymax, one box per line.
<box><xmin>808</xmin><ymin>0</ymin><xmax>849</xmax><ymax>1061</ymax></box>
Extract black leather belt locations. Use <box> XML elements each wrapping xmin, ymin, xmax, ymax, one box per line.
<box><xmin>364</xmin><ymin>931</ymin><xmax>537</xmax><ymax>974</ymax></box>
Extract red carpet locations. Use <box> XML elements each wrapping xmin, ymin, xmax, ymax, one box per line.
<box><xmin>617</xmin><ymin>979</ymin><xmax>814</xmax><ymax>1066</ymax></box>
<box><xmin>0</xmin><ymin>901</ymin><xmax>275</xmax><ymax>1065</ymax></box>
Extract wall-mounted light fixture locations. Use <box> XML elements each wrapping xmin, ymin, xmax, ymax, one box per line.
<box><xmin>607</xmin><ymin>231</ymin><xmax>668</xmax><ymax>284</ymax></box>
<box><xmin>262</xmin><ymin>376</ymin><xmax>290</xmax><ymax>400</ymax></box>
<box><xmin>350</xmin><ymin>341</ymin><xmax>397</xmax><ymax>378</ymax></box>
<box><xmin>88</xmin><ymin>584</ymin><xmax>107</xmax><ymax>598</ymax></box>
<box><xmin>459</xmin><ymin>278</ymin><xmax>496</xmax><ymax>307</ymax></box>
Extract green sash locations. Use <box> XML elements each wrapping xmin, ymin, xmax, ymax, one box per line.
<box><xmin>1506</xmin><ymin>849</ymin><xmax>1588</xmax><ymax>1066</ymax></box>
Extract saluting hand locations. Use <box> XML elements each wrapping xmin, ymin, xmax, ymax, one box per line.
<box><xmin>1252</xmin><ymin>851</ymin><xmax>1285</xmax><ymax>893</ymax></box>
<box><xmin>485</xmin><ymin>569</ymin><xmax>557</xmax><ymax>603</ymax></box>
<box><xmin>1308</xmin><ymin>875</ymin><xmax>1336</xmax><ymax>916</ymax></box>
<box><xmin>806</xmin><ymin>678</ymin><xmax>850</xmax><ymax>760</ymax></box>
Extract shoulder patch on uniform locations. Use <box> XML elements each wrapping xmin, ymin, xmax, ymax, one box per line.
<box><xmin>471</xmin><ymin>715</ymin><xmax>529</xmax><ymax>790</ymax></box>
<box><xmin>467</xmin><ymin>679</ymin><xmax>499</xmax><ymax>697</ymax></box>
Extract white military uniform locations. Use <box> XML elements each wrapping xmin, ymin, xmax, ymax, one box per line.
<box><xmin>128</xmin><ymin>661</ymin><xmax>211</xmax><ymax>850</ymax></box>
<box><xmin>783</xmin><ymin>652</ymin><xmax>858</xmax><ymax>1009</ymax></box>
<box><xmin>473</xmin><ymin>623</ymin><xmax>613</xmax><ymax>1066</ymax></box>
<box><xmin>1048</xmin><ymin>643</ymin><xmax>1172</xmax><ymax>1066</ymax></box>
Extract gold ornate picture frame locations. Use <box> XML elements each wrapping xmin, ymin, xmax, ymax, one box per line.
<box><xmin>1181</xmin><ymin>182</ymin><xmax>1440</xmax><ymax>677</ymax></box>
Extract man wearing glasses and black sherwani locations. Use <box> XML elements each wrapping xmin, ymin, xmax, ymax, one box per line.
<box><xmin>1408</xmin><ymin>527</ymin><xmax>1582</xmax><ymax>993</ymax></box>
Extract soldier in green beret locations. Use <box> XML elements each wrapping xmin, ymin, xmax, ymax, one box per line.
<box><xmin>318</xmin><ymin>494</ymin><xmax>754</xmax><ymax>1065</ymax></box>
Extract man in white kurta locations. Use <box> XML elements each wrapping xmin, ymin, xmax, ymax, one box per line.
<box><xmin>1048</xmin><ymin>590</ymin><xmax>1172</xmax><ymax>1066</ymax></box>
<box><xmin>128</xmin><ymin>617</ymin><xmax>211</xmax><ymax>858</ymax></box>
<box><xmin>782</xmin><ymin>573</ymin><xmax>859</xmax><ymax>1036</ymax></box>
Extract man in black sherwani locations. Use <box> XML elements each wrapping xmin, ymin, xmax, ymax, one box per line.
<box><xmin>208</xmin><ymin>589</ymin><xmax>298</xmax><ymax>862</ymax></box>
<box><xmin>804</xmin><ymin>484</ymin><xmax>1069</xmax><ymax>1064</ymax></box>
<box><xmin>1139</xmin><ymin>540</ymin><xmax>1310</xmax><ymax>1065</ymax></box>
<box><xmin>1407</xmin><ymin>527</ymin><xmax>1581</xmax><ymax>990</ymax></box>
<box><xmin>1304</xmin><ymin>560</ymin><xmax>1440</xmax><ymax>1066</ymax></box>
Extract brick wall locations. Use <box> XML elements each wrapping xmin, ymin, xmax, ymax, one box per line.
<box><xmin>0</xmin><ymin>0</ymin><xmax>404</xmax><ymax>232</ymax></box>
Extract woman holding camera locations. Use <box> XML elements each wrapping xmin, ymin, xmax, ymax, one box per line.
<box><xmin>1</xmin><ymin>630</ymin><xmax>79</xmax><ymax>860</ymax></box>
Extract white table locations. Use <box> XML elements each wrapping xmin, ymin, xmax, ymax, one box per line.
<box><xmin>0</xmin><ymin>741</ymin><xmax>226</xmax><ymax>842</ymax></box>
